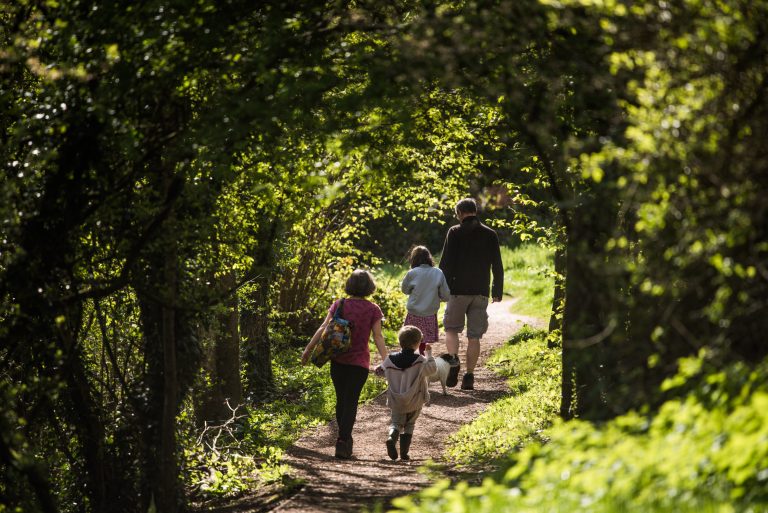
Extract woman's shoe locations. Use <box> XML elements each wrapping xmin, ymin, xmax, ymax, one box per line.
<box><xmin>335</xmin><ymin>437</ymin><xmax>353</xmax><ymax>459</ymax></box>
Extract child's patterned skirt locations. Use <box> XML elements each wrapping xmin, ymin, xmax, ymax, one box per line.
<box><xmin>403</xmin><ymin>312</ymin><xmax>438</xmax><ymax>355</ymax></box>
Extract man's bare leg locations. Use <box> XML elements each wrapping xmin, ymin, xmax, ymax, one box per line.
<box><xmin>466</xmin><ymin>337</ymin><xmax>480</xmax><ymax>374</ymax></box>
<box><xmin>445</xmin><ymin>330</ymin><xmax>460</xmax><ymax>356</ymax></box>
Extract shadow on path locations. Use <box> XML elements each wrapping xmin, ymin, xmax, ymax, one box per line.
<box><xmin>263</xmin><ymin>303</ymin><xmax>541</xmax><ymax>513</ymax></box>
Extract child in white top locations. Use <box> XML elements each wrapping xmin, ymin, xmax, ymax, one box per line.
<box><xmin>400</xmin><ymin>246</ymin><xmax>450</xmax><ymax>354</ymax></box>
<box><xmin>380</xmin><ymin>326</ymin><xmax>437</xmax><ymax>461</ymax></box>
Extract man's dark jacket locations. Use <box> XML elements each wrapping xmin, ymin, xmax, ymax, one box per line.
<box><xmin>439</xmin><ymin>215</ymin><xmax>503</xmax><ymax>298</ymax></box>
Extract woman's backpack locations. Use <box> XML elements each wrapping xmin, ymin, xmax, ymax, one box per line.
<box><xmin>310</xmin><ymin>299</ymin><xmax>354</xmax><ymax>367</ymax></box>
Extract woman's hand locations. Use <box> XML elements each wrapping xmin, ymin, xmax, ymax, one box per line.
<box><xmin>302</xmin><ymin>311</ymin><xmax>334</xmax><ymax>365</ymax></box>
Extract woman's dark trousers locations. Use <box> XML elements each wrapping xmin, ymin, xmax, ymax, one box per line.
<box><xmin>330</xmin><ymin>361</ymin><xmax>369</xmax><ymax>441</ymax></box>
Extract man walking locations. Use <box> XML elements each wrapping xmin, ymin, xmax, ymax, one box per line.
<box><xmin>439</xmin><ymin>198</ymin><xmax>503</xmax><ymax>390</ymax></box>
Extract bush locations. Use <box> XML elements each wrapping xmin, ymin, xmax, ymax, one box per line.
<box><xmin>447</xmin><ymin>327</ymin><xmax>560</xmax><ymax>465</ymax></box>
<box><xmin>391</xmin><ymin>354</ymin><xmax>768</xmax><ymax>512</ymax></box>
<box><xmin>370</xmin><ymin>280</ymin><xmax>407</xmax><ymax>330</ymax></box>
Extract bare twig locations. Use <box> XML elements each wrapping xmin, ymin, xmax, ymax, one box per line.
<box><xmin>195</xmin><ymin>399</ymin><xmax>248</xmax><ymax>456</ymax></box>
<box><xmin>563</xmin><ymin>318</ymin><xmax>617</xmax><ymax>349</ymax></box>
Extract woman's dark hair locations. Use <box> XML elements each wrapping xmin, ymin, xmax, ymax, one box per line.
<box><xmin>455</xmin><ymin>197</ymin><xmax>478</xmax><ymax>216</ymax></box>
<box><xmin>408</xmin><ymin>245</ymin><xmax>434</xmax><ymax>268</ymax></box>
<box><xmin>345</xmin><ymin>269</ymin><xmax>376</xmax><ymax>297</ymax></box>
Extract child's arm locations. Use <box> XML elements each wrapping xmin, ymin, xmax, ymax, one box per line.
<box><xmin>301</xmin><ymin>311</ymin><xmax>334</xmax><ymax>365</ymax></box>
<box><xmin>400</xmin><ymin>270</ymin><xmax>414</xmax><ymax>294</ymax></box>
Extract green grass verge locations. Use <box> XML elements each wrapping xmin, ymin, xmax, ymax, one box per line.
<box><xmin>446</xmin><ymin>326</ymin><xmax>560</xmax><ymax>466</ymax></box>
<box><xmin>377</xmin><ymin>243</ymin><xmax>556</xmax><ymax>323</ymax></box>
<box><xmin>500</xmin><ymin>244</ymin><xmax>555</xmax><ymax>320</ymax></box>
<box><xmin>390</xmin><ymin>354</ymin><xmax>768</xmax><ymax>513</ymax></box>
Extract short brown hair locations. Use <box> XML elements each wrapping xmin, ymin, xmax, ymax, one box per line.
<box><xmin>408</xmin><ymin>245</ymin><xmax>434</xmax><ymax>268</ymax></box>
<box><xmin>455</xmin><ymin>198</ymin><xmax>477</xmax><ymax>216</ymax></box>
<box><xmin>398</xmin><ymin>325</ymin><xmax>423</xmax><ymax>349</ymax></box>
<box><xmin>345</xmin><ymin>269</ymin><xmax>376</xmax><ymax>297</ymax></box>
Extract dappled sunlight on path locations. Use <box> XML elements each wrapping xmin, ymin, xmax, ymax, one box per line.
<box><xmin>270</xmin><ymin>302</ymin><xmax>544</xmax><ymax>513</ymax></box>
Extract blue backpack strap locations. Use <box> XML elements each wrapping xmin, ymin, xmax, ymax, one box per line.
<box><xmin>335</xmin><ymin>298</ymin><xmax>345</xmax><ymax>319</ymax></box>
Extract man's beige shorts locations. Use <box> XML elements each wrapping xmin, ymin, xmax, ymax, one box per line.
<box><xmin>443</xmin><ymin>295</ymin><xmax>489</xmax><ymax>339</ymax></box>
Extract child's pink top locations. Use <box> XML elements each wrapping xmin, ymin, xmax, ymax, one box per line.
<box><xmin>328</xmin><ymin>298</ymin><xmax>383</xmax><ymax>369</ymax></box>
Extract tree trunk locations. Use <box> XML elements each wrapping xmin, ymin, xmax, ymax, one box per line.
<box><xmin>560</xmin><ymin>215</ymin><xmax>609</xmax><ymax>420</ymax></box>
<box><xmin>137</xmin><ymin>241</ymin><xmax>180</xmax><ymax>513</ymax></box>
<box><xmin>63</xmin><ymin>342</ymin><xmax>109</xmax><ymax>513</ymax></box>
<box><xmin>241</xmin><ymin>277</ymin><xmax>274</xmax><ymax>403</ymax></box>
<box><xmin>198</xmin><ymin>273</ymin><xmax>243</xmax><ymax>422</ymax></box>
<box><xmin>216</xmin><ymin>274</ymin><xmax>242</xmax><ymax>410</ymax></box>
<box><xmin>137</xmin><ymin>168</ymin><xmax>185</xmax><ymax>513</ymax></box>
<box><xmin>241</xmin><ymin>217</ymin><xmax>281</xmax><ymax>404</ymax></box>
<box><xmin>548</xmin><ymin>246</ymin><xmax>566</xmax><ymax>335</ymax></box>
<box><xmin>159</xmin><ymin>244</ymin><xmax>179</xmax><ymax>513</ymax></box>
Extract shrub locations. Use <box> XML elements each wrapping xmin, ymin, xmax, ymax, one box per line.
<box><xmin>391</xmin><ymin>354</ymin><xmax>768</xmax><ymax>512</ymax></box>
<box><xmin>447</xmin><ymin>327</ymin><xmax>560</xmax><ymax>465</ymax></box>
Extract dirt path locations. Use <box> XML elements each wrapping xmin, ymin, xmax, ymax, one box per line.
<box><xmin>271</xmin><ymin>302</ymin><xmax>542</xmax><ymax>513</ymax></box>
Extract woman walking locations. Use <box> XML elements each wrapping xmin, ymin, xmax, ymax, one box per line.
<box><xmin>301</xmin><ymin>269</ymin><xmax>388</xmax><ymax>459</ymax></box>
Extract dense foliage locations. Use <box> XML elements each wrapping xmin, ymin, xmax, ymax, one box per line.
<box><xmin>390</xmin><ymin>250</ymin><xmax>768</xmax><ymax>512</ymax></box>
<box><xmin>2</xmin><ymin>0</ymin><xmax>766</xmax><ymax>512</ymax></box>
<box><xmin>391</xmin><ymin>354</ymin><xmax>768</xmax><ymax>513</ymax></box>
<box><xmin>0</xmin><ymin>2</ymin><xmax>476</xmax><ymax>512</ymax></box>
<box><xmin>447</xmin><ymin>325</ymin><xmax>559</xmax><ymax>465</ymax></box>
<box><xmin>378</xmin><ymin>0</ymin><xmax>768</xmax><ymax>420</ymax></box>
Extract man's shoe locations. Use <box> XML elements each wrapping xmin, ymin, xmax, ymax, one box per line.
<box><xmin>461</xmin><ymin>372</ymin><xmax>474</xmax><ymax>390</ymax></box>
<box><xmin>445</xmin><ymin>354</ymin><xmax>460</xmax><ymax>387</ymax></box>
